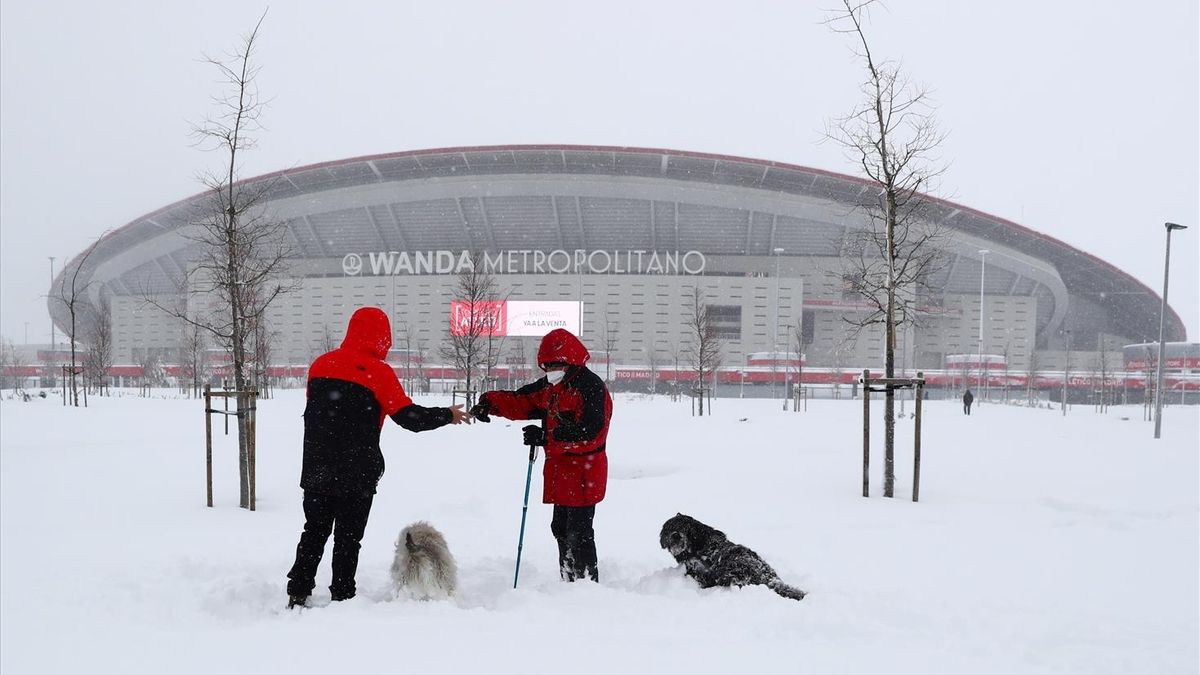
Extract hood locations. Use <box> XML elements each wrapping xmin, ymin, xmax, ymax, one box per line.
<box><xmin>340</xmin><ymin>307</ymin><xmax>392</xmax><ymax>359</ymax></box>
<box><xmin>537</xmin><ymin>328</ymin><xmax>590</xmax><ymax>367</ymax></box>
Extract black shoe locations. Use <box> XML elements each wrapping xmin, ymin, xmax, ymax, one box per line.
<box><xmin>287</xmin><ymin>595</ymin><xmax>308</xmax><ymax>609</ymax></box>
<box><xmin>330</xmin><ymin>592</ymin><xmax>355</xmax><ymax>602</ymax></box>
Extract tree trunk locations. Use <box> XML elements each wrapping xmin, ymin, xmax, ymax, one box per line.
<box><xmin>883</xmin><ymin>192</ymin><xmax>897</xmax><ymax>498</ymax></box>
<box><xmin>69</xmin><ymin>308</ymin><xmax>79</xmax><ymax>407</ymax></box>
<box><xmin>228</xmin><ymin>225</ymin><xmax>251</xmax><ymax>510</ymax></box>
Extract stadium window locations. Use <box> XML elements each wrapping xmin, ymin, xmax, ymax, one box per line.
<box><xmin>801</xmin><ymin>310</ymin><xmax>815</xmax><ymax>345</ymax></box>
<box><xmin>706</xmin><ymin>304</ymin><xmax>742</xmax><ymax>340</ymax></box>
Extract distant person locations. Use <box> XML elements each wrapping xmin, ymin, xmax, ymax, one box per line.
<box><xmin>286</xmin><ymin>307</ymin><xmax>470</xmax><ymax>609</ymax></box>
<box><xmin>471</xmin><ymin>328</ymin><xmax>612</xmax><ymax>582</ymax></box>
<box><xmin>963</xmin><ymin>388</ymin><xmax>975</xmax><ymax>415</ymax></box>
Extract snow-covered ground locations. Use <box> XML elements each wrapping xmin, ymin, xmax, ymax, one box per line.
<box><xmin>1</xmin><ymin>390</ymin><xmax>1196</xmax><ymax>674</ymax></box>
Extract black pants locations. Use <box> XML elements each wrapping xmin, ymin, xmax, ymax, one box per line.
<box><xmin>964</xmin><ymin>402</ymin><xmax>972</xmax><ymax>415</ymax></box>
<box><xmin>286</xmin><ymin>491</ymin><xmax>374</xmax><ymax>599</ymax></box>
<box><xmin>550</xmin><ymin>505</ymin><xmax>598</xmax><ymax>582</ymax></box>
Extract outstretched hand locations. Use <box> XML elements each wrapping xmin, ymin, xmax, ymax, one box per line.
<box><xmin>447</xmin><ymin>404</ymin><xmax>472</xmax><ymax>425</ymax></box>
<box><xmin>469</xmin><ymin>401</ymin><xmax>491</xmax><ymax>423</ymax></box>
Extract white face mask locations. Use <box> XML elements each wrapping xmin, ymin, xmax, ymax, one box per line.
<box><xmin>545</xmin><ymin>369</ymin><xmax>566</xmax><ymax>385</ymax></box>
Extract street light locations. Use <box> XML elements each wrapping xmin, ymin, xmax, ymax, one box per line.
<box><xmin>772</xmin><ymin>247</ymin><xmax>785</xmax><ymax>399</ymax></box>
<box><xmin>1062</xmin><ymin>329</ymin><xmax>1071</xmax><ymax>417</ymax></box>
<box><xmin>48</xmin><ymin>256</ymin><xmax>56</xmax><ymax>352</ymax></box>
<box><xmin>978</xmin><ymin>249</ymin><xmax>989</xmax><ymax>400</ymax></box>
<box><xmin>576</xmin><ymin>259</ymin><xmax>584</xmax><ymax>340</ymax></box>
<box><xmin>1154</xmin><ymin>222</ymin><xmax>1188</xmax><ymax>439</ymax></box>
<box><xmin>783</xmin><ymin>323</ymin><xmax>793</xmax><ymax>411</ymax></box>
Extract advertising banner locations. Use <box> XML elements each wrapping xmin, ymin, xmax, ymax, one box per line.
<box><xmin>450</xmin><ymin>300</ymin><xmax>581</xmax><ymax>337</ymax></box>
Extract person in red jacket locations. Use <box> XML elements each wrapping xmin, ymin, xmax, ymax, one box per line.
<box><xmin>471</xmin><ymin>328</ymin><xmax>612</xmax><ymax>582</ymax></box>
<box><xmin>286</xmin><ymin>307</ymin><xmax>470</xmax><ymax>609</ymax></box>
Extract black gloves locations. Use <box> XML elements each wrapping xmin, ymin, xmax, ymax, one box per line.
<box><xmin>469</xmin><ymin>399</ymin><xmax>491</xmax><ymax>423</ymax></box>
<box><xmin>522</xmin><ymin>424</ymin><xmax>546</xmax><ymax>447</ymax></box>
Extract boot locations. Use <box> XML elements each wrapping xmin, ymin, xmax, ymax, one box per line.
<box><xmin>287</xmin><ymin>594</ymin><xmax>308</xmax><ymax>610</ymax></box>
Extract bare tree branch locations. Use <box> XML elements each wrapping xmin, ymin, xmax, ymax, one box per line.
<box><xmin>683</xmin><ymin>285</ymin><xmax>723</xmax><ymax>416</ymax></box>
<box><xmin>440</xmin><ymin>252</ymin><xmax>502</xmax><ymax>402</ymax></box>
<box><xmin>137</xmin><ymin>11</ymin><xmax>287</xmax><ymax>509</ymax></box>
<box><xmin>52</xmin><ymin>232</ymin><xmax>109</xmax><ymax>406</ymax></box>
<box><xmin>824</xmin><ymin>0</ymin><xmax>948</xmax><ymax>497</ymax></box>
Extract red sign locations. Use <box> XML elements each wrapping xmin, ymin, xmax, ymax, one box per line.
<box><xmin>450</xmin><ymin>301</ymin><xmax>507</xmax><ymax>337</ymax></box>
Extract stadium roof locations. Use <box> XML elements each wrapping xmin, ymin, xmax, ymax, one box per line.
<box><xmin>50</xmin><ymin>145</ymin><xmax>1186</xmax><ymax>345</ymax></box>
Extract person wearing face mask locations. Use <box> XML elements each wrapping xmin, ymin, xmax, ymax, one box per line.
<box><xmin>470</xmin><ymin>328</ymin><xmax>612</xmax><ymax>582</ymax></box>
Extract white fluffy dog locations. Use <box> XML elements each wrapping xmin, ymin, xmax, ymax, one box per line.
<box><xmin>390</xmin><ymin>521</ymin><xmax>458</xmax><ymax>601</ymax></box>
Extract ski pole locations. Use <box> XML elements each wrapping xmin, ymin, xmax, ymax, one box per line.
<box><xmin>513</xmin><ymin>435</ymin><xmax>539</xmax><ymax>589</ymax></box>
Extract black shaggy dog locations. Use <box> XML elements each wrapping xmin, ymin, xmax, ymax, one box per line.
<box><xmin>659</xmin><ymin>513</ymin><xmax>806</xmax><ymax>601</ymax></box>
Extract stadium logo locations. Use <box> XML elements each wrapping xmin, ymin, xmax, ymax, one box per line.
<box><xmin>342</xmin><ymin>249</ymin><xmax>706</xmax><ymax>276</ymax></box>
<box><xmin>341</xmin><ymin>253</ymin><xmax>364</xmax><ymax>276</ymax></box>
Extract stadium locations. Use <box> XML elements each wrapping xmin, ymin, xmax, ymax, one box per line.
<box><xmin>46</xmin><ymin>145</ymin><xmax>1194</xmax><ymax>399</ymax></box>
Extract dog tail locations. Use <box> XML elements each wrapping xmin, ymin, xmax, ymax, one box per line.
<box><xmin>767</xmin><ymin>578</ymin><xmax>806</xmax><ymax>601</ymax></box>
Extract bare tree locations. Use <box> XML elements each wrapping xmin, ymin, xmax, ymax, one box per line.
<box><xmin>1001</xmin><ymin>341</ymin><xmax>1012</xmax><ymax>404</ymax></box>
<box><xmin>413</xmin><ymin>332</ymin><xmax>430</xmax><ymax>394</ymax></box>
<box><xmin>792</xmin><ymin>322</ymin><xmax>807</xmax><ymax>402</ymax></box>
<box><xmin>662</xmin><ymin>339</ymin><xmax>684</xmax><ymax>402</ymax></box>
<box><xmin>831</xmin><ymin>346</ymin><xmax>846</xmax><ymax>399</ymax></box>
<box><xmin>682</xmin><ymin>285</ymin><xmax>723</xmax><ymax>416</ymax></box>
<box><xmin>825</xmin><ymin>0</ymin><xmax>947</xmax><ymax>498</ymax></box>
<box><xmin>958</xmin><ymin>358</ymin><xmax>973</xmax><ymax>395</ymax></box>
<box><xmin>440</xmin><ymin>253</ymin><xmax>500</xmax><ymax>402</ymax></box>
<box><xmin>179</xmin><ymin>316</ymin><xmax>207</xmax><ymax>398</ymax></box>
<box><xmin>1142</xmin><ymin>344</ymin><xmax>1156</xmax><ymax>416</ymax></box>
<box><xmin>1062</xmin><ymin>334</ymin><xmax>1073</xmax><ymax>415</ymax></box>
<box><xmin>313</xmin><ymin>323</ymin><xmax>340</xmax><ymax>360</ymax></box>
<box><xmin>0</xmin><ymin>338</ymin><xmax>15</xmax><ymax>392</ymax></box>
<box><xmin>248</xmin><ymin>314</ymin><xmax>276</xmax><ymax>399</ymax></box>
<box><xmin>51</xmin><ymin>234</ymin><xmax>107</xmax><ymax>406</ymax></box>
<box><xmin>1095</xmin><ymin>339</ymin><xmax>1112</xmax><ymax>412</ymax></box>
<box><xmin>506</xmin><ymin>338</ymin><xmax>528</xmax><ymax>390</ymax></box>
<box><xmin>144</xmin><ymin>14</ymin><xmax>292</xmax><ymax>508</ymax></box>
<box><xmin>396</xmin><ymin>320</ymin><xmax>419</xmax><ymax>393</ymax></box>
<box><xmin>1026</xmin><ymin>349</ymin><xmax>1041</xmax><ymax>406</ymax></box>
<box><xmin>646</xmin><ymin>344</ymin><xmax>660</xmax><ymax>396</ymax></box>
<box><xmin>139</xmin><ymin>351</ymin><xmax>167</xmax><ymax>389</ymax></box>
<box><xmin>483</xmin><ymin>325</ymin><xmax>507</xmax><ymax>393</ymax></box>
<box><xmin>601</xmin><ymin>312</ymin><xmax>620</xmax><ymax>383</ymax></box>
<box><xmin>84</xmin><ymin>299</ymin><xmax>113</xmax><ymax>396</ymax></box>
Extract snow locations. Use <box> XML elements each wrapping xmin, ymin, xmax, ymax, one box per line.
<box><xmin>1</xmin><ymin>390</ymin><xmax>1196</xmax><ymax>674</ymax></box>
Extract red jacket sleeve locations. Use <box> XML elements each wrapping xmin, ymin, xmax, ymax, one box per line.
<box><xmin>483</xmin><ymin>379</ymin><xmax>548</xmax><ymax>421</ymax></box>
<box><xmin>371</xmin><ymin>360</ymin><xmax>412</xmax><ymax>418</ymax></box>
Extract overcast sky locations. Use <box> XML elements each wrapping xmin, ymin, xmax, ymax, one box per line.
<box><xmin>2</xmin><ymin>0</ymin><xmax>1197</xmax><ymax>346</ymax></box>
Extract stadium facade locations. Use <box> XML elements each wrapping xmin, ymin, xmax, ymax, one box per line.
<box><xmin>48</xmin><ymin>145</ymin><xmax>1191</xmax><ymax>393</ymax></box>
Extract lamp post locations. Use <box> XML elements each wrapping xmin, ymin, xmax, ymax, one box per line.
<box><xmin>771</xmin><ymin>247</ymin><xmax>785</xmax><ymax>399</ymax></box>
<box><xmin>576</xmin><ymin>259</ymin><xmax>584</xmax><ymax>339</ymax></box>
<box><xmin>783</xmin><ymin>323</ymin><xmax>793</xmax><ymax>411</ymax></box>
<box><xmin>978</xmin><ymin>249</ymin><xmax>989</xmax><ymax>400</ymax></box>
<box><xmin>1154</xmin><ymin>222</ymin><xmax>1188</xmax><ymax>439</ymax></box>
<box><xmin>48</xmin><ymin>256</ymin><xmax>56</xmax><ymax>353</ymax></box>
<box><xmin>1062</xmin><ymin>329</ymin><xmax>1071</xmax><ymax>416</ymax></box>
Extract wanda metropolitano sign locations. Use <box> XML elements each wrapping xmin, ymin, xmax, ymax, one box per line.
<box><xmin>342</xmin><ymin>249</ymin><xmax>706</xmax><ymax>277</ymax></box>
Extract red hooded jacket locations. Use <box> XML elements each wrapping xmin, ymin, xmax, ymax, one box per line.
<box><xmin>482</xmin><ymin>329</ymin><xmax>613</xmax><ymax>507</ymax></box>
<box><xmin>302</xmin><ymin>307</ymin><xmax>450</xmax><ymax>496</ymax></box>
